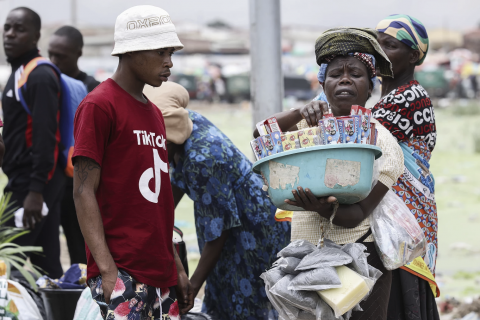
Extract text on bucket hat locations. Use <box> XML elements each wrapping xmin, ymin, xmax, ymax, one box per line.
<box><xmin>144</xmin><ymin>82</ymin><xmax>193</xmax><ymax>145</ymax></box>
<box><xmin>111</xmin><ymin>5</ymin><xmax>184</xmax><ymax>56</ymax></box>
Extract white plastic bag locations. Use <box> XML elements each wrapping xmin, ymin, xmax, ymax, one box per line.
<box><xmin>73</xmin><ymin>288</ymin><xmax>102</xmax><ymax>320</ymax></box>
<box><xmin>0</xmin><ymin>279</ymin><xmax>44</xmax><ymax>320</ymax></box>
<box><xmin>370</xmin><ymin>189</ymin><xmax>426</xmax><ymax>270</ymax></box>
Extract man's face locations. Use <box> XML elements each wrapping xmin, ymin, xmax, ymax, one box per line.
<box><xmin>48</xmin><ymin>34</ymin><xmax>81</xmax><ymax>77</ymax></box>
<box><xmin>3</xmin><ymin>10</ymin><xmax>39</xmax><ymax>59</ymax></box>
<box><xmin>128</xmin><ymin>47</ymin><xmax>174</xmax><ymax>88</ymax></box>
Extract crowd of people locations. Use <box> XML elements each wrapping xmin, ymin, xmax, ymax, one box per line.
<box><xmin>0</xmin><ymin>4</ymin><xmax>438</xmax><ymax>320</ymax></box>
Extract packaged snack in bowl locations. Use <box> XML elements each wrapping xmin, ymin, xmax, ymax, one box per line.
<box><xmin>250</xmin><ymin>137</ymin><xmax>267</xmax><ymax>160</ymax></box>
<box><xmin>256</xmin><ymin>120</ymin><xmax>269</xmax><ymax>136</ymax></box>
<box><xmin>319</xmin><ymin>118</ymin><xmax>341</xmax><ymax>144</ymax></box>
<box><xmin>281</xmin><ymin>132</ymin><xmax>298</xmax><ymax>152</ymax></box>
<box><xmin>337</xmin><ymin>117</ymin><xmax>357</xmax><ymax>144</ymax></box>
<box><xmin>262</xmin><ymin>132</ymin><xmax>283</xmax><ymax>156</ymax></box>
<box><xmin>270</xmin><ymin>131</ymin><xmax>284</xmax><ymax>153</ymax></box>
<box><xmin>265</xmin><ymin>116</ymin><xmax>282</xmax><ymax>134</ymax></box>
<box><xmin>298</xmin><ymin>129</ymin><xmax>319</xmax><ymax>148</ymax></box>
<box><xmin>369</xmin><ymin>123</ymin><xmax>376</xmax><ymax>145</ymax></box>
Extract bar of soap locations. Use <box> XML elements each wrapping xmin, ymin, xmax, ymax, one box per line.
<box><xmin>317</xmin><ymin>265</ymin><xmax>370</xmax><ymax>316</ymax></box>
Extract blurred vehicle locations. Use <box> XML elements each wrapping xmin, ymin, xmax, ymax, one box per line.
<box><xmin>415</xmin><ymin>67</ymin><xmax>449</xmax><ymax>98</ymax></box>
<box><xmin>284</xmin><ymin>75</ymin><xmax>315</xmax><ymax>101</ymax></box>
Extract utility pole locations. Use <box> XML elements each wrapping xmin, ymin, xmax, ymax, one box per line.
<box><xmin>71</xmin><ymin>0</ymin><xmax>77</xmax><ymax>27</ymax></box>
<box><xmin>249</xmin><ymin>0</ymin><xmax>283</xmax><ymax>125</ymax></box>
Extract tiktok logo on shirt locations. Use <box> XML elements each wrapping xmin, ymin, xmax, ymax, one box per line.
<box><xmin>133</xmin><ymin>130</ymin><xmax>168</xmax><ymax>203</ymax></box>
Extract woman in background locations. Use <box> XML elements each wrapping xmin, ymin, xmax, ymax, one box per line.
<box><xmin>374</xmin><ymin>14</ymin><xmax>439</xmax><ymax>320</ymax></box>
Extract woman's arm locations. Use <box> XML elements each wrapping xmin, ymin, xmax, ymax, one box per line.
<box><xmin>189</xmin><ymin>230</ymin><xmax>229</xmax><ymax>297</ymax></box>
<box><xmin>285</xmin><ymin>182</ymin><xmax>389</xmax><ymax>228</ymax></box>
<box><xmin>253</xmin><ymin>101</ymin><xmax>328</xmax><ymax>138</ymax></box>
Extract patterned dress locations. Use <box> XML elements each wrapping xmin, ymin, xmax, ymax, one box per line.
<box><xmin>372</xmin><ymin>80</ymin><xmax>438</xmax><ymax>278</ymax></box>
<box><xmin>170</xmin><ymin>111</ymin><xmax>291</xmax><ymax>320</ymax></box>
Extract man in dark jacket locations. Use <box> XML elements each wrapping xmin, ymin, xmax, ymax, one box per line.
<box><xmin>48</xmin><ymin>25</ymin><xmax>100</xmax><ymax>265</ymax></box>
<box><xmin>2</xmin><ymin>7</ymin><xmax>65</xmax><ymax>278</ymax></box>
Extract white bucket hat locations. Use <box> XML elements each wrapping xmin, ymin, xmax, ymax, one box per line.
<box><xmin>111</xmin><ymin>5</ymin><xmax>184</xmax><ymax>56</ymax></box>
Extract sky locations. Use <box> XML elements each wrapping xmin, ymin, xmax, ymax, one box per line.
<box><xmin>0</xmin><ymin>0</ymin><xmax>477</xmax><ymax>31</ymax></box>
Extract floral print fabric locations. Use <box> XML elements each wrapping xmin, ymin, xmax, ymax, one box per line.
<box><xmin>170</xmin><ymin>111</ymin><xmax>291</xmax><ymax>320</ymax></box>
<box><xmin>88</xmin><ymin>269</ymin><xmax>178</xmax><ymax>320</ymax></box>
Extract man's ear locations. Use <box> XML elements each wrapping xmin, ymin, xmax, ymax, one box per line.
<box><xmin>410</xmin><ymin>50</ymin><xmax>420</xmax><ymax>65</ymax></box>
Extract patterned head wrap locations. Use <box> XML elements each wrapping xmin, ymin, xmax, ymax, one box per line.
<box><xmin>317</xmin><ymin>52</ymin><xmax>378</xmax><ymax>88</ymax></box>
<box><xmin>315</xmin><ymin>27</ymin><xmax>393</xmax><ymax>78</ymax></box>
<box><xmin>376</xmin><ymin>14</ymin><xmax>429</xmax><ymax>65</ymax></box>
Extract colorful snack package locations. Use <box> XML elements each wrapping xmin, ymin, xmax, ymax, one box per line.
<box><xmin>369</xmin><ymin>123</ymin><xmax>376</xmax><ymax>145</ymax></box>
<box><xmin>265</xmin><ymin>117</ymin><xmax>282</xmax><ymax>134</ymax></box>
<box><xmin>319</xmin><ymin>118</ymin><xmax>341</xmax><ymax>144</ymax></box>
<box><xmin>359</xmin><ymin>114</ymin><xmax>371</xmax><ymax>144</ymax></box>
<box><xmin>256</xmin><ymin>120</ymin><xmax>269</xmax><ymax>136</ymax></box>
<box><xmin>350</xmin><ymin>105</ymin><xmax>372</xmax><ymax>116</ymax></box>
<box><xmin>261</xmin><ymin>134</ymin><xmax>276</xmax><ymax>156</ymax></box>
<box><xmin>282</xmin><ymin>132</ymin><xmax>298</xmax><ymax>152</ymax></box>
<box><xmin>251</xmin><ymin>138</ymin><xmax>264</xmax><ymax>160</ymax></box>
<box><xmin>337</xmin><ymin>119</ymin><xmax>344</xmax><ymax>143</ymax></box>
<box><xmin>298</xmin><ymin>129</ymin><xmax>318</xmax><ymax>148</ymax></box>
<box><xmin>262</xmin><ymin>132</ymin><xmax>283</xmax><ymax>156</ymax></box>
<box><xmin>312</xmin><ymin>127</ymin><xmax>322</xmax><ymax>145</ymax></box>
<box><xmin>337</xmin><ymin>117</ymin><xmax>357</xmax><ymax>144</ymax></box>
<box><xmin>350</xmin><ymin>115</ymin><xmax>362</xmax><ymax>143</ymax></box>
<box><xmin>351</xmin><ymin>105</ymin><xmax>372</xmax><ymax>144</ymax></box>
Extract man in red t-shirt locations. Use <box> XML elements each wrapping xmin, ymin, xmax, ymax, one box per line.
<box><xmin>72</xmin><ymin>6</ymin><xmax>193</xmax><ymax>319</ymax></box>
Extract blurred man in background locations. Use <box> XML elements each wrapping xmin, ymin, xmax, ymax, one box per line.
<box><xmin>48</xmin><ymin>25</ymin><xmax>100</xmax><ymax>265</ymax></box>
<box><xmin>1</xmin><ymin>7</ymin><xmax>65</xmax><ymax>278</ymax></box>
<box><xmin>49</xmin><ymin>26</ymin><xmax>100</xmax><ymax>92</ymax></box>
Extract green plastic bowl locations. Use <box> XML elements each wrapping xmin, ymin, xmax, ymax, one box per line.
<box><xmin>252</xmin><ymin>144</ymin><xmax>382</xmax><ymax>211</ymax></box>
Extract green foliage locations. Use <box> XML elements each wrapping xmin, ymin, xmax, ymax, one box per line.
<box><xmin>0</xmin><ymin>193</ymin><xmax>43</xmax><ymax>290</ymax></box>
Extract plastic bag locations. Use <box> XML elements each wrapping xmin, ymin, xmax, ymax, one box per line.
<box><xmin>261</xmin><ymin>269</ymin><xmax>299</xmax><ymax>320</ymax></box>
<box><xmin>270</xmin><ymin>275</ymin><xmax>320</xmax><ymax>314</ymax></box>
<box><xmin>295</xmin><ymin>247</ymin><xmax>353</xmax><ymax>271</ymax></box>
<box><xmin>287</xmin><ymin>267</ymin><xmax>341</xmax><ymax>291</ymax></box>
<box><xmin>370</xmin><ymin>189</ymin><xmax>426</xmax><ymax>270</ymax></box>
<box><xmin>315</xmin><ymin>299</ymin><xmax>342</xmax><ymax>320</ymax></box>
<box><xmin>276</xmin><ymin>257</ymin><xmax>302</xmax><ymax>275</ymax></box>
<box><xmin>342</xmin><ymin>243</ymin><xmax>369</xmax><ymax>277</ymax></box>
<box><xmin>73</xmin><ymin>288</ymin><xmax>103</xmax><ymax>320</ymax></box>
<box><xmin>277</xmin><ymin>240</ymin><xmax>317</xmax><ymax>259</ymax></box>
<box><xmin>0</xmin><ymin>279</ymin><xmax>44</xmax><ymax>320</ymax></box>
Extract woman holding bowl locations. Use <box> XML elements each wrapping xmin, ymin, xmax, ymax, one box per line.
<box><xmin>254</xmin><ymin>27</ymin><xmax>404</xmax><ymax>319</ymax></box>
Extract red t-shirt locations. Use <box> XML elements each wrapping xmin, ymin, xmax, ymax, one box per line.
<box><xmin>72</xmin><ymin>79</ymin><xmax>177</xmax><ymax>288</ymax></box>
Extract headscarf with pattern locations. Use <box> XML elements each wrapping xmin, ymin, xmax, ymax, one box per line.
<box><xmin>314</xmin><ymin>27</ymin><xmax>393</xmax><ymax>78</ymax></box>
<box><xmin>376</xmin><ymin>14</ymin><xmax>429</xmax><ymax>65</ymax></box>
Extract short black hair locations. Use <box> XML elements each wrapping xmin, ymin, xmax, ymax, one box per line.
<box><xmin>54</xmin><ymin>26</ymin><xmax>84</xmax><ymax>49</ymax></box>
<box><xmin>12</xmin><ymin>7</ymin><xmax>41</xmax><ymax>32</ymax></box>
